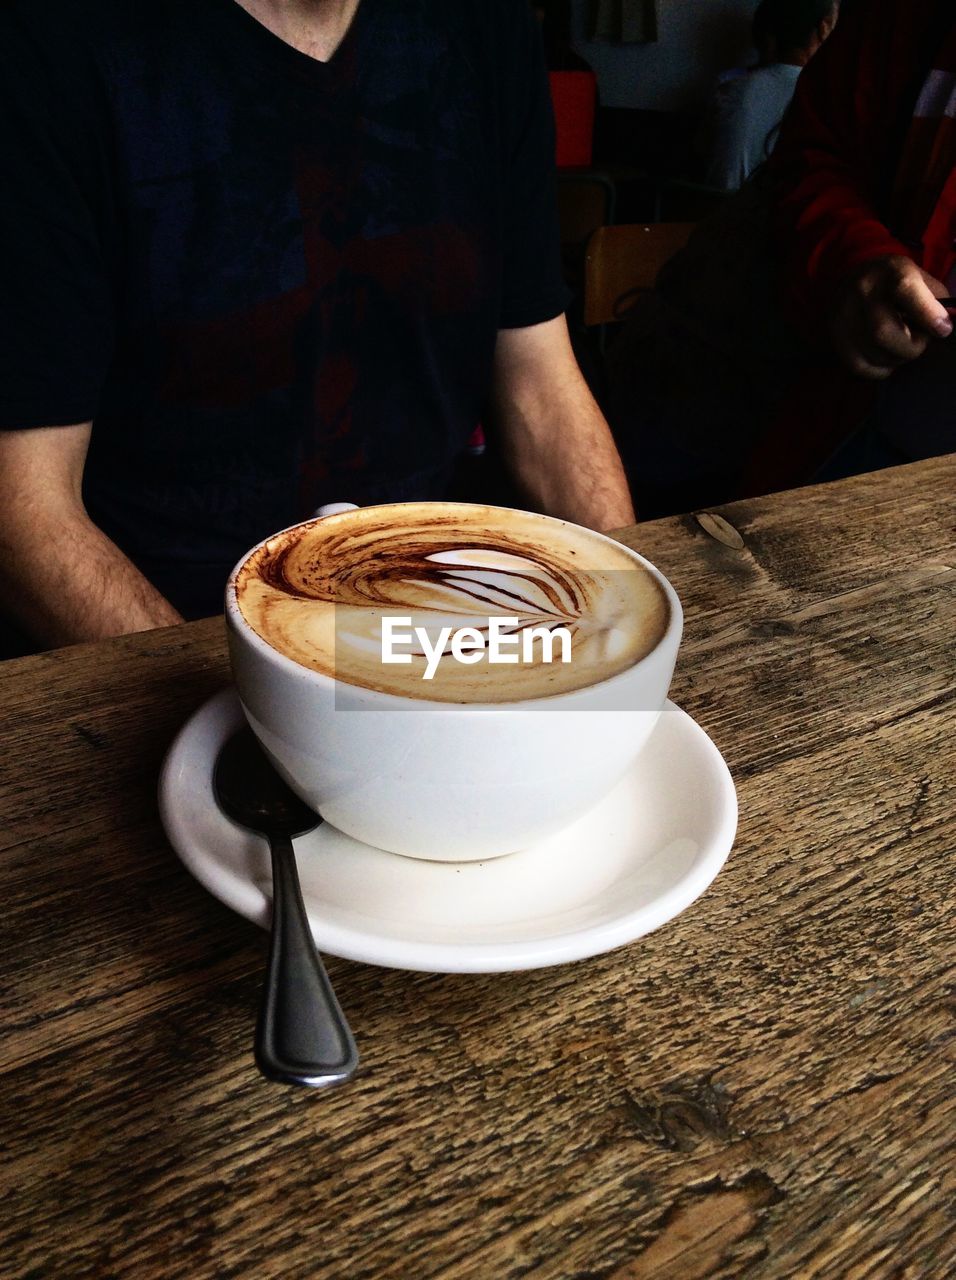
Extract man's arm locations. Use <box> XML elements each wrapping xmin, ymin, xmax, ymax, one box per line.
<box><xmin>768</xmin><ymin>0</ymin><xmax>955</xmax><ymax>376</ymax></box>
<box><xmin>770</xmin><ymin>0</ymin><xmax>944</xmax><ymax>325</ymax></box>
<box><xmin>490</xmin><ymin>315</ymin><xmax>636</xmax><ymax>532</ymax></box>
<box><xmin>0</xmin><ymin>423</ymin><xmax>183</xmax><ymax>648</ymax></box>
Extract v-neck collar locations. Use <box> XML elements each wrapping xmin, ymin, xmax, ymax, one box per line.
<box><xmin>214</xmin><ymin>0</ymin><xmax>371</xmax><ymax>85</ymax></box>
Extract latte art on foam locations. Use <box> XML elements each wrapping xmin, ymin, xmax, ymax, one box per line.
<box><xmin>235</xmin><ymin>504</ymin><xmax>669</xmax><ymax>702</ymax></box>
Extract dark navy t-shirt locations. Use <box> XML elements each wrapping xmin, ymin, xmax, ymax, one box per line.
<box><xmin>0</xmin><ymin>0</ymin><xmax>568</xmax><ymax>616</ymax></box>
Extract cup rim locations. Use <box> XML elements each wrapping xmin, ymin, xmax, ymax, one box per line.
<box><xmin>224</xmin><ymin>501</ymin><xmax>683</xmax><ymax>712</ymax></box>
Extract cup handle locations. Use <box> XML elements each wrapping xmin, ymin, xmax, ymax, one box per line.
<box><xmin>313</xmin><ymin>502</ymin><xmax>359</xmax><ymax>518</ymax></box>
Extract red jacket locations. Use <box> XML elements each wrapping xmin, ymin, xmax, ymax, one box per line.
<box><xmin>743</xmin><ymin>0</ymin><xmax>956</xmax><ymax>490</ymax></box>
<box><xmin>771</xmin><ymin>0</ymin><xmax>956</xmax><ymax>327</ymax></box>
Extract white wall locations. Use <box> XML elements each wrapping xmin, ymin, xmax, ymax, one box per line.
<box><xmin>572</xmin><ymin>0</ymin><xmax>758</xmax><ymax>112</ymax></box>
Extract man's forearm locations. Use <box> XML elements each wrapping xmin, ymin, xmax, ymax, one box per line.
<box><xmin>499</xmin><ymin>392</ymin><xmax>635</xmax><ymax>530</ymax></box>
<box><xmin>493</xmin><ymin>353</ymin><xmax>635</xmax><ymax>531</ymax></box>
<box><xmin>0</xmin><ymin>507</ymin><xmax>183</xmax><ymax>648</ymax></box>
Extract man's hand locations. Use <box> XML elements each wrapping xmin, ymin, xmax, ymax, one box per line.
<box><xmin>0</xmin><ymin>423</ymin><xmax>183</xmax><ymax>648</ymax></box>
<box><xmin>829</xmin><ymin>255</ymin><xmax>953</xmax><ymax>379</ymax></box>
<box><xmin>491</xmin><ymin>315</ymin><xmax>636</xmax><ymax>531</ymax></box>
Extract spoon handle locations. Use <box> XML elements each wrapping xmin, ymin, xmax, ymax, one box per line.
<box><xmin>255</xmin><ymin>834</ymin><xmax>359</xmax><ymax>1088</ymax></box>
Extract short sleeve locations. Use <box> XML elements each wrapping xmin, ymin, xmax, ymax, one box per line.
<box><xmin>496</xmin><ymin>2</ymin><xmax>571</xmax><ymax>329</ymax></box>
<box><xmin>0</xmin><ymin>5</ymin><xmax>116</xmax><ymax>430</ymax></box>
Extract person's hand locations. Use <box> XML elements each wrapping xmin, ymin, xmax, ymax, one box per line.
<box><xmin>828</xmin><ymin>255</ymin><xmax>953</xmax><ymax>379</ymax></box>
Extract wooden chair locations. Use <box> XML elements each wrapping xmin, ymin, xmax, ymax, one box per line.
<box><xmin>583</xmin><ymin>222</ymin><xmax>696</xmax><ymax>328</ymax></box>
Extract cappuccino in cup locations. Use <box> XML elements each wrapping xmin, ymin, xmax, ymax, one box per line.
<box><xmin>227</xmin><ymin>502</ymin><xmax>682</xmax><ymax>861</ymax></box>
<box><xmin>234</xmin><ymin>504</ymin><xmax>669</xmax><ymax>703</ymax></box>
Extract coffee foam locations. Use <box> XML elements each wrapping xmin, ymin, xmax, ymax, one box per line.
<box><xmin>234</xmin><ymin>504</ymin><xmax>669</xmax><ymax>702</ymax></box>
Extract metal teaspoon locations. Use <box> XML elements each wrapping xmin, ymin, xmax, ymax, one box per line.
<box><xmin>213</xmin><ymin>726</ymin><xmax>359</xmax><ymax>1088</ymax></box>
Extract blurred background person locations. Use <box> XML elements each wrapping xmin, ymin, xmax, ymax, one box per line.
<box><xmin>767</xmin><ymin>0</ymin><xmax>956</xmax><ymax>481</ymax></box>
<box><xmin>699</xmin><ymin>0</ymin><xmax>839</xmax><ymax>191</ymax></box>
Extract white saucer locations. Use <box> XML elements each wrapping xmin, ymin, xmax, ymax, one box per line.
<box><xmin>159</xmin><ymin>689</ymin><xmax>737</xmax><ymax>973</ymax></box>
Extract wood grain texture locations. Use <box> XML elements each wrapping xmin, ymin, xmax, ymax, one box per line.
<box><xmin>1</xmin><ymin>457</ymin><xmax>954</xmax><ymax>1279</ymax></box>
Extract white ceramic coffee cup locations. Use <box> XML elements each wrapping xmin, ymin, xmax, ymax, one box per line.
<box><xmin>225</xmin><ymin>505</ymin><xmax>682</xmax><ymax>861</ymax></box>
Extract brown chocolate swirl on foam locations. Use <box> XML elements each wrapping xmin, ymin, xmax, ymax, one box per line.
<box><xmin>258</xmin><ymin>527</ymin><xmax>584</xmax><ymax>617</ymax></box>
<box><xmin>236</xmin><ymin>505</ymin><xmax>668</xmax><ymax>702</ymax></box>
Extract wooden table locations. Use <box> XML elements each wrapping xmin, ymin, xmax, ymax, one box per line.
<box><xmin>2</xmin><ymin>457</ymin><xmax>954</xmax><ymax>1279</ymax></box>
